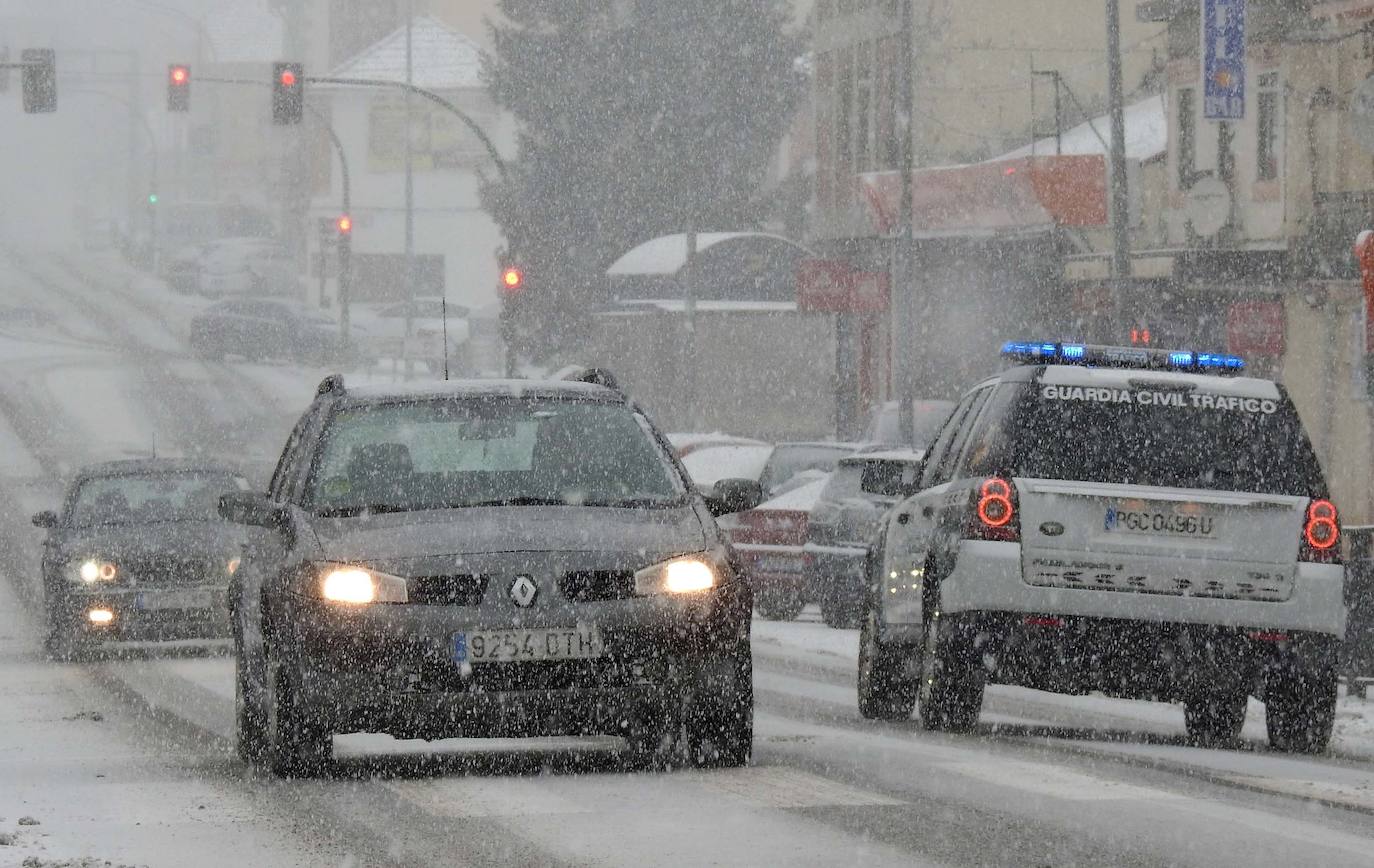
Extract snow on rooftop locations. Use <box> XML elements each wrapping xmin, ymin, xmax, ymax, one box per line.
<box><xmin>205</xmin><ymin>0</ymin><xmax>283</xmax><ymax>63</ymax></box>
<box><xmin>998</xmin><ymin>93</ymin><xmax>1167</xmax><ymax>163</ymax></box>
<box><xmin>329</xmin><ymin>15</ymin><xmax>483</xmax><ymax>91</ymax></box>
<box><xmin>606</xmin><ymin>232</ymin><xmax>808</xmax><ymax>276</ymax></box>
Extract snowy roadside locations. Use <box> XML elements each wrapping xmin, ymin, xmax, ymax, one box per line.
<box><xmin>752</xmin><ymin>614</ymin><xmax>1374</xmax><ymax>762</ymax></box>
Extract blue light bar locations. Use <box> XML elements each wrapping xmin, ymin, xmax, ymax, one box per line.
<box><xmin>1000</xmin><ymin>341</ymin><xmax>1245</xmax><ymax>374</ymax></box>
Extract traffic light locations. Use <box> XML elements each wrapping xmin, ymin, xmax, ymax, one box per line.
<box><xmin>500</xmin><ymin>265</ymin><xmax>524</xmax><ymax>297</ymax></box>
<box><xmin>21</xmin><ymin>48</ymin><xmax>56</xmax><ymax>113</ymax></box>
<box><xmin>272</xmin><ymin>61</ymin><xmax>303</xmax><ymax>124</ymax></box>
<box><xmin>147</xmin><ymin>193</ymin><xmax>158</xmax><ymax>205</ymax></box>
<box><xmin>336</xmin><ymin>214</ymin><xmax>352</xmax><ymax>235</ymax></box>
<box><xmin>167</xmin><ymin>64</ymin><xmax>190</xmax><ymax>112</ymax></box>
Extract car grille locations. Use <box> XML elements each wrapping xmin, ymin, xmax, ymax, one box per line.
<box><xmin>408</xmin><ymin>574</ymin><xmax>488</xmax><ymax>606</ymax></box>
<box><xmin>120</xmin><ymin>555</ymin><xmax>219</xmax><ymax>588</ymax></box>
<box><xmin>559</xmin><ymin>570</ymin><xmax>635</xmax><ymax>602</ymax></box>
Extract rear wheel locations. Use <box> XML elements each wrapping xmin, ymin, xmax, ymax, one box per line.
<box><xmin>820</xmin><ymin>588</ymin><xmax>860</xmax><ymax>629</ymax></box>
<box><xmin>263</xmin><ymin>648</ymin><xmax>332</xmax><ymax>777</ymax></box>
<box><xmin>755</xmin><ymin>586</ymin><xmax>805</xmax><ymax>621</ymax></box>
<box><xmin>918</xmin><ymin>612</ymin><xmax>984</xmax><ymax>733</ymax></box>
<box><xmin>1266</xmin><ymin>664</ymin><xmax>1337</xmax><ymax>754</ymax></box>
<box><xmin>1184</xmin><ymin>686</ymin><xmax>1249</xmax><ymax>747</ymax></box>
<box><xmin>857</xmin><ymin>605</ymin><xmax>917</xmax><ymax>720</ymax></box>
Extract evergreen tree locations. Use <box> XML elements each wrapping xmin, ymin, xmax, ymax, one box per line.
<box><xmin>483</xmin><ymin>0</ymin><xmax>806</xmax><ymax>355</ymax></box>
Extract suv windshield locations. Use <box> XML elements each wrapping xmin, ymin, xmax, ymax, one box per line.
<box><xmin>70</xmin><ymin>472</ymin><xmax>246</xmax><ymax>527</ymax></box>
<box><xmin>309</xmin><ymin>398</ymin><xmax>685</xmax><ymax>514</ymax></box>
<box><xmin>1008</xmin><ymin>383</ymin><xmax>1325</xmax><ymax>496</ymax></box>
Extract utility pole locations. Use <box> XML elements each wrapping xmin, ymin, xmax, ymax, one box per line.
<box><xmin>403</xmin><ymin>1</ymin><xmax>416</xmax><ymax>380</ymax></box>
<box><xmin>683</xmin><ymin>229</ymin><xmax>698</xmax><ymax>425</ymax></box>
<box><xmin>895</xmin><ymin>0</ymin><xmax>917</xmax><ymax>446</ymax></box>
<box><xmin>1106</xmin><ymin>0</ymin><xmax>1132</xmax><ymax>338</ymax></box>
<box><xmin>1031</xmin><ymin>69</ymin><xmax>1063</xmax><ymax>155</ymax></box>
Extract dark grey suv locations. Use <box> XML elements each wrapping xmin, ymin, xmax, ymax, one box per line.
<box><xmin>221</xmin><ymin>375</ymin><xmax>761</xmax><ymax>776</ymax></box>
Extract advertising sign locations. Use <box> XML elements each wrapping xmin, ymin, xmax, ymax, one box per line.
<box><xmin>1202</xmin><ymin>0</ymin><xmax>1246</xmax><ymax>120</ymax></box>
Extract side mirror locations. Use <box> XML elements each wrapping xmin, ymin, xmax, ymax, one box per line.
<box><xmin>707</xmin><ymin>478</ymin><xmax>764</xmax><ymax>518</ymax></box>
<box><xmin>219</xmin><ymin>492</ymin><xmax>287</xmax><ymax>530</ymax></box>
<box><xmin>31</xmin><ymin>510</ymin><xmax>58</xmax><ymax>529</ymax></box>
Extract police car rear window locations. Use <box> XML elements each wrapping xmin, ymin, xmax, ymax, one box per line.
<box><xmin>1007</xmin><ymin>382</ymin><xmax>1326</xmax><ymax>496</ymax></box>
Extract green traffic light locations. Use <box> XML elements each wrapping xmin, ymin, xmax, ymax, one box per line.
<box><xmin>148</xmin><ymin>193</ymin><xmax>158</xmax><ymax>204</ymax></box>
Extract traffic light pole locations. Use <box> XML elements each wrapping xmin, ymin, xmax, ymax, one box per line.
<box><xmin>304</xmin><ymin>104</ymin><xmax>352</xmax><ymax>347</ymax></box>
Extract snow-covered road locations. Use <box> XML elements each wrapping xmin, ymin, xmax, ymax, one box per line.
<box><xmin>3</xmin><ymin>246</ymin><xmax>1374</xmax><ymax>866</ymax></box>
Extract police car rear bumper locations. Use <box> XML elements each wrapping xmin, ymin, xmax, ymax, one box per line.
<box><xmin>884</xmin><ymin>540</ymin><xmax>1345</xmax><ymax>640</ymax></box>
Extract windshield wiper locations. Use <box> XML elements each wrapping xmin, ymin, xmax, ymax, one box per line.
<box><xmin>449</xmin><ymin>496</ymin><xmax>572</xmax><ymax>508</ymax></box>
<box><xmin>577</xmin><ymin>495</ymin><xmax>685</xmax><ymax>509</ymax></box>
<box><xmin>314</xmin><ymin>503</ymin><xmax>417</xmax><ymax>518</ymax></box>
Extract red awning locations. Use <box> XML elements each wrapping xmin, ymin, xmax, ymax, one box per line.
<box><xmin>858</xmin><ymin>155</ymin><xmax>1108</xmax><ymax>238</ymax></box>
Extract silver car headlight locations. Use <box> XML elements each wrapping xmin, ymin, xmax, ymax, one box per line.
<box><xmin>311</xmin><ymin>563</ymin><xmax>408</xmax><ymax>604</ymax></box>
<box><xmin>634</xmin><ymin>554</ymin><xmax>720</xmax><ymax>596</ymax></box>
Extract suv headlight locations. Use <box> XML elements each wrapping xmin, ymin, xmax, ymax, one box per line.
<box><xmin>71</xmin><ymin>559</ymin><xmax>118</xmax><ymax>583</ymax></box>
<box><xmin>312</xmin><ymin>564</ymin><xmax>408</xmax><ymax>604</ymax></box>
<box><xmin>634</xmin><ymin>554</ymin><xmax>721</xmax><ymax>596</ymax></box>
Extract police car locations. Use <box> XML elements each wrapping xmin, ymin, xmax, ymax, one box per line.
<box><xmin>858</xmin><ymin>341</ymin><xmax>1346</xmax><ymax>753</ymax></box>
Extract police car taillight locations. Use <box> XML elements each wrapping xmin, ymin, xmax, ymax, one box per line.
<box><xmin>966</xmin><ymin>477</ymin><xmax>1019</xmax><ymax>543</ymax></box>
<box><xmin>1300</xmin><ymin>499</ymin><xmax>1341</xmax><ymax>564</ymax></box>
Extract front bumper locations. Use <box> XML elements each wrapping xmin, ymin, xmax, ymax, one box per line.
<box><xmin>274</xmin><ymin>579</ymin><xmax>752</xmax><ymax>739</ymax></box>
<box><xmin>52</xmin><ymin>585</ymin><xmax>231</xmax><ymax>641</ymax></box>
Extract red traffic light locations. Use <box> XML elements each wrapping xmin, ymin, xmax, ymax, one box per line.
<box><xmin>501</xmin><ymin>266</ymin><xmax>524</xmax><ymax>294</ymax></box>
<box><xmin>170</xmin><ymin>66</ymin><xmax>188</xmax><ymax>85</ymax></box>
<box><xmin>336</xmin><ymin>215</ymin><xmax>352</xmax><ymax>234</ymax></box>
<box><xmin>280</xmin><ymin>69</ymin><xmax>297</xmax><ymax>88</ymax></box>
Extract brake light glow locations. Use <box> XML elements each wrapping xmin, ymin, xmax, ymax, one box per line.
<box><xmin>1303</xmin><ymin>499</ymin><xmax>1339</xmax><ymax>558</ymax></box>
<box><xmin>967</xmin><ymin>477</ymin><xmax>1019</xmax><ymax>542</ymax></box>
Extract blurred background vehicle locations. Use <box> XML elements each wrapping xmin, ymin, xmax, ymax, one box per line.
<box><xmin>720</xmin><ymin>474</ymin><xmax>830</xmax><ymax>622</ymax></box>
<box><xmin>197</xmin><ymin>238</ymin><xmax>297</xmax><ymax>297</ymax></box>
<box><xmin>666</xmin><ymin>432</ymin><xmax>769</xmax><ymax>458</ymax></box>
<box><xmin>758</xmin><ymin>441</ymin><xmax>859</xmax><ymax>496</ymax></box>
<box><xmin>805</xmin><ymin>449</ymin><xmax>925</xmax><ymax>628</ymax></box>
<box><xmin>189</xmin><ymin>298</ymin><xmax>356</xmax><ymax>365</ymax></box>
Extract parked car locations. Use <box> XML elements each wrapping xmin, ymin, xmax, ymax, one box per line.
<box><xmin>721</xmin><ymin>475</ymin><xmax>830</xmax><ymax>622</ymax></box>
<box><xmin>805</xmin><ymin>450</ymin><xmax>925</xmax><ymax>628</ymax></box>
<box><xmin>189</xmin><ymin>298</ymin><xmax>351</xmax><ymax>364</ymax></box>
<box><xmin>758</xmin><ymin>442</ymin><xmax>860</xmax><ymax>497</ymax></box>
<box><xmin>666</xmin><ymin>432</ymin><xmax>769</xmax><ymax>459</ymax></box>
<box><xmin>352</xmin><ymin>298</ymin><xmax>471</xmax><ymax>373</ymax></box>
<box><xmin>197</xmin><ymin>238</ymin><xmax>297</xmax><ymax>297</ymax></box>
<box><xmin>862</xmin><ymin>399</ymin><xmax>956</xmax><ymax>450</ymax></box>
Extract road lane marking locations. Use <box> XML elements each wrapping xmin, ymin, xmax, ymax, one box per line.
<box><xmin>683</xmin><ymin>766</ymin><xmax>905</xmax><ymax>808</ymax></box>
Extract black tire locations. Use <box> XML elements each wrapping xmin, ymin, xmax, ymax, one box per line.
<box><xmin>857</xmin><ymin>605</ymin><xmax>917</xmax><ymax>720</ymax></box>
<box><xmin>44</xmin><ymin>609</ymin><xmax>94</xmax><ymax>663</ymax></box>
<box><xmin>622</xmin><ymin>706</ymin><xmax>678</xmax><ymax>771</ymax></box>
<box><xmin>1184</xmin><ymin>686</ymin><xmax>1249</xmax><ymax>747</ymax></box>
<box><xmin>685</xmin><ymin>642</ymin><xmax>753</xmax><ymax>768</ymax></box>
<box><xmin>1265</xmin><ymin>665</ymin><xmax>1337</xmax><ymax>754</ymax></box>
<box><xmin>820</xmin><ymin>588</ymin><xmax>860</xmax><ymax>629</ymax></box>
<box><xmin>918</xmin><ymin>612</ymin><xmax>984</xmax><ymax>733</ymax></box>
<box><xmin>263</xmin><ymin>648</ymin><xmax>332</xmax><ymax>777</ymax></box>
<box><xmin>755</xmin><ymin>586</ymin><xmax>805</xmax><ymax>621</ymax></box>
<box><xmin>234</xmin><ymin>639</ymin><xmax>267</xmax><ymax>765</ymax></box>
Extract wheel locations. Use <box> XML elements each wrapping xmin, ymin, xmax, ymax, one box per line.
<box><xmin>754</xmin><ymin>586</ymin><xmax>805</xmax><ymax>621</ymax></box>
<box><xmin>1184</xmin><ymin>686</ymin><xmax>1248</xmax><ymax>747</ymax></box>
<box><xmin>820</xmin><ymin>587</ymin><xmax>860</xmax><ymax>629</ymax></box>
<box><xmin>44</xmin><ymin>609</ymin><xmax>94</xmax><ymax>662</ymax></box>
<box><xmin>918</xmin><ymin>611</ymin><xmax>984</xmax><ymax>733</ymax></box>
<box><xmin>685</xmin><ymin>641</ymin><xmax>753</xmax><ymax>768</ymax></box>
<box><xmin>234</xmin><ymin>636</ymin><xmax>267</xmax><ymax>764</ymax></box>
<box><xmin>1265</xmin><ymin>664</ymin><xmax>1337</xmax><ymax>754</ymax></box>
<box><xmin>263</xmin><ymin>647</ymin><xmax>332</xmax><ymax>777</ymax></box>
<box><xmin>857</xmin><ymin>604</ymin><xmax>917</xmax><ymax>720</ymax></box>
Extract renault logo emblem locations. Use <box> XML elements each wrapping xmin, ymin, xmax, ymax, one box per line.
<box><xmin>508</xmin><ymin>575</ymin><xmax>538</xmax><ymax>608</ymax></box>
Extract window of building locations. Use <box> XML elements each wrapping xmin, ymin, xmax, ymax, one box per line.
<box><xmin>836</xmin><ymin>47</ymin><xmax>854</xmax><ymax>199</ymax></box>
<box><xmin>1176</xmin><ymin>87</ymin><xmax>1196</xmax><ymax>190</ymax></box>
<box><xmin>855</xmin><ymin>43</ymin><xmax>873</xmax><ymax>172</ymax></box>
<box><xmin>1256</xmin><ymin>72</ymin><xmax>1279</xmax><ymax>182</ymax></box>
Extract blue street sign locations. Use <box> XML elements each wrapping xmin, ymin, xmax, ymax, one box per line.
<box><xmin>1202</xmin><ymin>0</ymin><xmax>1246</xmax><ymax>120</ymax></box>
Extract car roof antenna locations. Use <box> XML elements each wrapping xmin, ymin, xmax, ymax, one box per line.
<box><xmin>441</xmin><ymin>296</ymin><xmax>450</xmax><ymax>381</ymax></box>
